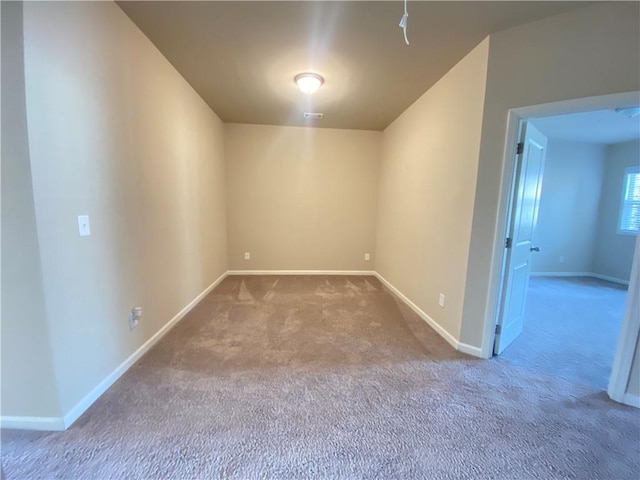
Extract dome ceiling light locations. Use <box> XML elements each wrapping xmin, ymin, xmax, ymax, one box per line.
<box><xmin>294</xmin><ymin>73</ymin><xmax>324</xmax><ymax>95</ymax></box>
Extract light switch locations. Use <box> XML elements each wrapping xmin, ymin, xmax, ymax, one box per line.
<box><xmin>78</xmin><ymin>215</ymin><xmax>91</xmax><ymax>237</ymax></box>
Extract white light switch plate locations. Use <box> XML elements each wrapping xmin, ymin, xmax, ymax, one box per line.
<box><xmin>78</xmin><ymin>215</ymin><xmax>91</xmax><ymax>237</ymax></box>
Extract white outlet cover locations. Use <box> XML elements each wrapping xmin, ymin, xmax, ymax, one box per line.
<box><xmin>245</xmin><ymin>252</ymin><xmax>250</xmax><ymax>260</ymax></box>
<box><xmin>364</xmin><ymin>253</ymin><xmax>370</xmax><ymax>261</ymax></box>
<box><xmin>439</xmin><ymin>294</ymin><xmax>445</xmax><ymax>308</ymax></box>
<box><xmin>129</xmin><ymin>307</ymin><xmax>142</xmax><ymax>330</ymax></box>
<box><xmin>78</xmin><ymin>215</ymin><xmax>91</xmax><ymax>237</ymax></box>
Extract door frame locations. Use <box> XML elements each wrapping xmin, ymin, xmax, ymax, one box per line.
<box><xmin>608</xmin><ymin>234</ymin><xmax>639</xmax><ymax>406</ymax></box>
<box><xmin>481</xmin><ymin>91</ymin><xmax>640</xmax><ymax>405</ymax></box>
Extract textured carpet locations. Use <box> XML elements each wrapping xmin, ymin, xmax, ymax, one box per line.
<box><xmin>502</xmin><ymin>276</ymin><xmax>628</xmax><ymax>390</ymax></box>
<box><xmin>2</xmin><ymin>275</ymin><xmax>639</xmax><ymax>479</ymax></box>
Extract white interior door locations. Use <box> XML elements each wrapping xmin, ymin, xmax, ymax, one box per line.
<box><xmin>494</xmin><ymin>122</ymin><xmax>547</xmax><ymax>355</ymax></box>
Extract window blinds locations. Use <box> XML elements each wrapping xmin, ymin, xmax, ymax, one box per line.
<box><xmin>620</xmin><ymin>167</ymin><xmax>640</xmax><ymax>233</ymax></box>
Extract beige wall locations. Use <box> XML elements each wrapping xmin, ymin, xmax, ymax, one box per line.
<box><xmin>225</xmin><ymin>124</ymin><xmax>380</xmax><ymax>271</ymax></box>
<box><xmin>530</xmin><ymin>141</ymin><xmax>606</xmax><ymax>274</ymax></box>
<box><xmin>375</xmin><ymin>39</ymin><xmax>489</xmax><ymax>340</ymax></box>
<box><xmin>21</xmin><ymin>1</ymin><xmax>227</xmax><ymax>415</ymax></box>
<box><xmin>460</xmin><ymin>2</ymin><xmax>640</xmax><ymax>350</ymax></box>
<box><xmin>1</xmin><ymin>1</ymin><xmax>61</xmax><ymax>418</ymax></box>
<box><xmin>593</xmin><ymin>140</ymin><xmax>640</xmax><ymax>282</ymax></box>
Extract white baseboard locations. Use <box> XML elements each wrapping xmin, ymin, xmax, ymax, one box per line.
<box><xmin>0</xmin><ymin>415</ymin><xmax>65</xmax><ymax>431</ymax></box>
<box><xmin>458</xmin><ymin>342</ymin><xmax>484</xmax><ymax>358</ymax></box>
<box><xmin>530</xmin><ymin>271</ymin><xmax>629</xmax><ymax>286</ymax></box>
<box><xmin>374</xmin><ymin>272</ymin><xmax>461</xmax><ymax>351</ymax></box>
<box><xmin>591</xmin><ymin>273</ymin><xmax>629</xmax><ymax>286</ymax></box>
<box><xmin>622</xmin><ymin>392</ymin><xmax>640</xmax><ymax>408</ymax></box>
<box><xmin>227</xmin><ymin>270</ymin><xmax>375</xmax><ymax>276</ymax></box>
<box><xmin>530</xmin><ymin>271</ymin><xmax>591</xmax><ymax>277</ymax></box>
<box><xmin>61</xmin><ymin>271</ymin><xmax>228</xmax><ymax>430</ymax></box>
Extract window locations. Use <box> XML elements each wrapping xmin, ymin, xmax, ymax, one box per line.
<box><xmin>618</xmin><ymin>166</ymin><xmax>640</xmax><ymax>235</ymax></box>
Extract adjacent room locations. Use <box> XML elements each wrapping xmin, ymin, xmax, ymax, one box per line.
<box><xmin>496</xmin><ymin>110</ymin><xmax>640</xmax><ymax>391</ymax></box>
<box><xmin>2</xmin><ymin>1</ymin><xmax>640</xmax><ymax>479</ymax></box>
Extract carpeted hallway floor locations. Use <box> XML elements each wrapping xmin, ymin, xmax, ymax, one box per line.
<box><xmin>2</xmin><ymin>275</ymin><xmax>639</xmax><ymax>479</ymax></box>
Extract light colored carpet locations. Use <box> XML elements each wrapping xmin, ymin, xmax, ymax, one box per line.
<box><xmin>502</xmin><ymin>276</ymin><xmax>628</xmax><ymax>390</ymax></box>
<box><xmin>2</xmin><ymin>275</ymin><xmax>639</xmax><ymax>479</ymax></box>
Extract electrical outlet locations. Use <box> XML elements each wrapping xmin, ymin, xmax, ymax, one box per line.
<box><xmin>77</xmin><ymin>215</ymin><xmax>91</xmax><ymax>237</ymax></box>
<box><xmin>129</xmin><ymin>307</ymin><xmax>142</xmax><ymax>330</ymax></box>
<box><xmin>438</xmin><ymin>294</ymin><xmax>445</xmax><ymax>308</ymax></box>
<box><xmin>244</xmin><ymin>252</ymin><xmax>251</xmax><ymax>260</ymax></box>
<box><xmin>559</xmin><ymin>255</ymin><xmax>565</xmax><ymax>264</ymax></box>
<box><xmin>364</xmin><ymin>253</ymin><xmax>370</xmax><ymax>261</ymax></box>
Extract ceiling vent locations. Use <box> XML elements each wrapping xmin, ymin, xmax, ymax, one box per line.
<box><xmin>303</xmin><ymin>112</ymin><xmax>324</xmax><ymax>120</ymax></box>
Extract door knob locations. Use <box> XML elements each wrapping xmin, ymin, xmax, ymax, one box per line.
<box><xmin>530</xmin><ymin>246</ymin><xmax>540</xmax><ymax>252</ymax></box>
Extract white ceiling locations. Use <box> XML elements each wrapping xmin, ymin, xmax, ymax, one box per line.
<box><xmin>530</xmin><ymin>109</ymin><xmax>640</xmax><ymax>145</ymax></box>
<box><xmin>117</xmin><ymin>1</ymin><xmax>592</xmax><ymax>130</ymax></box>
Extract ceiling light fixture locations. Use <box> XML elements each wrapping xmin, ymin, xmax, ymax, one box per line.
<box><xmin>294</xmin><ymin>73</ymin><xmax>324</xmax><ymax>95</ymax></box>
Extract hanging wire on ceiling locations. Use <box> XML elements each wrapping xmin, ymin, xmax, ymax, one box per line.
<box><xmin>399</xmin><ymin>0</ymin><xmax>409</xmax><ymax>45</ymax></box>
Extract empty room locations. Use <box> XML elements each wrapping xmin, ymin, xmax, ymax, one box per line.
<box><xmin>497</xmin><ymin>111</ymin><xmax>640</xmax><ymax>392</ymax></box>
<box><xmin>2</xmin><ymin>1</ymin><xmax>639</xmax><ymax>479</ymax></box>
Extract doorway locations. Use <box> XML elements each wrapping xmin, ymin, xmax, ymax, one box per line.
<box><xmin>489</xmin><ymin>93</ymin><xmax>640</xmax><ymax>407</ymax></box>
